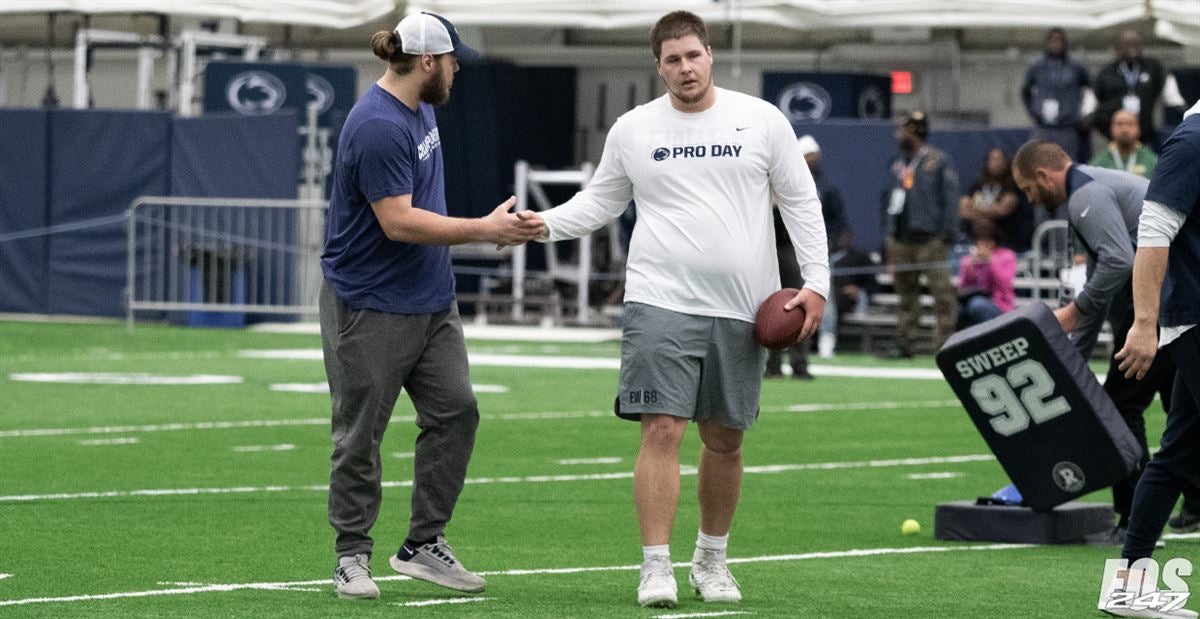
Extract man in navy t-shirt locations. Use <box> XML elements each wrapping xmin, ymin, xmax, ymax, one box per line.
<box><xmin>321</xmin><ymin>12</ymin><xmax>545</xmax><ymax>601</ymax></box>
<box><xmin>1101</xmin><ymin>101</ymin><xmax>1200</xmax><ymax>616</ymax></box>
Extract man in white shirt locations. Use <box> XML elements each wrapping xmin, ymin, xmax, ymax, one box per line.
<box><xmin>521</xmin><ymin>10</ymin><xmax>828</xmax><ymax>609</ymax></box>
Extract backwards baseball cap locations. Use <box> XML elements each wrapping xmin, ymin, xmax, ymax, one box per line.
<box><xmin>395</xmin><ymin>11</ymin><xmax>479</xmax><ymax>62</ymax></box>
<box><xmin>797</xmin><ymin>135</ymin><xmax>820</xmax><ymax>156</ymax></box>
<box><xmin>900</xmin><ymin>110</ymin><xmax>929</xmax><ymax>138</ymax></box>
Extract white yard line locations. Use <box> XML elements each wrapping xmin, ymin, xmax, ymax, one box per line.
<box><xmin>654</xmin><ymin>612</ymin><xmax>752</xmax><ymax>619</ymax></box>
<box><xmin>392</xmin><ymin>597</ymin><xmax>493</xmax><ymax>607</ymax></box>
<box><xmin>0</xmin><ymin>399</ymin><xmax>958</xmax><ymax>439</ymax></box>
<box><xmin>77</xmin><ymin>438</ymin><xmax>139</xmax><ymax>446</ymax></box>
<box><xmin>557</xmin><ymin>457</ymin><xmax>623</xmax><ymax>465</ymax></box>
<box><xmin>0</xmin><ymin>573</ymin><xmax>11</xmax><ymax>580</ymax></box>
<box><xmin>0</xmin><ymin>543</ymin><xmax>1033</xmax><ymax>607</ymax></box>
<box><xmin>250</xmin><ymin>322</ymin><xmax>622</xmax><ymax>342</ymax></box>
<box><xmin>268</xmin><ymin>382</ymin><xmax>509</xmax><ymax>394</ymax></box>
<box><xmin>905</xmin><ymin>472</ymin><xmax>963</xmax><ymax>480</ymax></box>
<box><xmin>236</xmin><ymin>349</ymin><xmax>959</xmax><ymax>380</ymax></box>
<box><xmin>8</xmin><ymin>373</ymin><xmax>243</xmax><ymax>385</ymax></box>
<box><xmin>0</xmin><ymin>454</ymin><xmax>994</xmax><ymax>503</ymax></box>
<box><xmin>231</xmin><ymin>444</ymin><xmax>296</xmax><ymax>453</ymax></box>
<box><xmin>783</xmin><ymin>400</ymin><xmax>960</xmax><ymax>413</ymax></box>
<box><xmin>0</xmin><ymin>418</ymin><xmax>333</xmax><ymax>439</ymax></box>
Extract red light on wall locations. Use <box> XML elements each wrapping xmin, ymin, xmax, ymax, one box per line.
<box><xmin>891</xmin><ymin>71</ymin><xmax>913</xmax><ymax>94</ymax></box>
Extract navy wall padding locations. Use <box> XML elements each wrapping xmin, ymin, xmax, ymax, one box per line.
<box><xmin>437</xmin><ymin>63</ymin><xmax>577</xmax><ymax>219</ymax></box>
<box><xmin>171</xmin><ymin>112</ymin><xmax>300</xmax><ymax>198</ymax></box>
<box><xmin>47</xmin><ymin>110</ymin><xmax>171</xmax><ymax>316</ymax></box>
<box><xmin>789</xmin><ymin>120</ymin><xmax>1032</xmax><ymax>252</ymax></box>
<box><xmin>0</xmin><ymin>110</ymin><xmax>50</xmax><ymax>313</ymax></box>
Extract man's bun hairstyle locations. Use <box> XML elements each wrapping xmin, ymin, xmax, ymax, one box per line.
<box><xmin>370</xmin><ymin>30</ymin><xmax>417</xmax><ymax>75</ymax></box>
<box><xmin>372</xmin><ymin>30</ymin><xmax>399</xmax><ymax>62</ymax></box>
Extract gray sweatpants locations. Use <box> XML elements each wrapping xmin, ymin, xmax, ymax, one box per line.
<box><xmin>320</xmin><ymin>281</ymin><xmax>479</xmax><ymax>559</ymax></box>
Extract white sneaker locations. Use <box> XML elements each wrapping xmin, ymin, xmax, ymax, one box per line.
<box><xmin>333</xmin><ymin>553</ymin><xmax>380</xmax><ymax>599</ymax></box>
<box><xmin>689</xmin><ymin>556</ymin><xmax>742</xmax><ymax>603</ymax></box>
<box><xmin>1098</xmin><ymin>576</ymin><xmax>1198</xmax><ymax>618</ymax></box>
<box><xmin>389</xmin><ymin>536</ymin><xmax>487</xmax><ymax>593</ymax></box>
<box><xmin>637</xmin><ymin>555</ymin><xmax>678</xmax><ymax>608</ymax></box>
<box><xmin>1100</xmin><ymin>606</ymin><xmax>1199</xmax><ymax>618</ymax></box>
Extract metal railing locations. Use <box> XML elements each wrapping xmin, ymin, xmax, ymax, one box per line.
<box><xmin>125</xmin><ymin>196</ymin><xmax>327</xmax><ymax>330</ymax></box>
<box><xmin>1027</xmin><ymin>219</ymin><xmax>1070</xmax><ymax>303</ymax></box>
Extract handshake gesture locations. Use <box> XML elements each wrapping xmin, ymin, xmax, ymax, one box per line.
<box><xmin>484</xmin><ymin>196</ymin><xmax>547</xmax><ymax>249</ymax></box>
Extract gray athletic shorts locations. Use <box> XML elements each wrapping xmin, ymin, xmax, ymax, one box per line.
<box><xmin>615</xmin><ymin>302</ymin><xmax>767</xmax><ymax>430</ymax></box>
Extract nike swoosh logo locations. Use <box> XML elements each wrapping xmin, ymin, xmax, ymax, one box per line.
<box><xmin>736</xmin><ymin>126</ymin><xmax>750</xmax><ymax>131</ymax></box>
<box><xmin>1079</xmin><ymin>207</ymin><xmax>1090</xmax><ymax>217</ymax></box>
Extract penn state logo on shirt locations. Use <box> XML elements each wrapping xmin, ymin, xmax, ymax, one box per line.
<box><xmin>306</xmin><ymin>74</ymin><xmax>335</xmax><ymax>115</ymax></box>
<box><xmin>777</xmin><ymin>82</ymin><xmax>832</xmax><ymax>123</ymax></box>
<box><xmin>226</xmin><ymin>71</ymin><xmax>287</xmax><ymax>116</ymax></box>
<box><xmin>650</xmin><ymin>144</ymin><xmax>743</xmax><ymax>160</ymax></box>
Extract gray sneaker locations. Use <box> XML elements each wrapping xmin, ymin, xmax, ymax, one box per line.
<box><xmin>389</xmin><ymin>536</ymin><xmax>487</xmax><ymax>593</ymax></box>
<box><xmin>333</xmin><ymin>553</ymin><xmax>380</xmax><ymax>599</ymax></box>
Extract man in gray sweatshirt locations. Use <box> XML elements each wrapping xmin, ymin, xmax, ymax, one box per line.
<box><xmin>1012</xmin><ymin>139</ymin><xmax>1198</xmax><ymax>542</ymax></box>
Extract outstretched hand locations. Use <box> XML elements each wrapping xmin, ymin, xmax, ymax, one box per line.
<box><xmin>484</xmin><ymin>196</ymin><xmax>546</xmax><ymax>248</ymax></box>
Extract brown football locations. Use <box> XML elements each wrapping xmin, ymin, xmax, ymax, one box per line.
<box><xmin>753</xmin><ymin>288</ymin><xmax>806</xmax><ymax>349</ymax></box>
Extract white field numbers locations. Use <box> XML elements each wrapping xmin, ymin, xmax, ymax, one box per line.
<box><xmin>955</xmin><ymin>336</ymin><xmax>1071</xmax><ymax>437</ymax></box>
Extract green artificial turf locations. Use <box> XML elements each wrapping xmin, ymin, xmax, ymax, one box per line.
<box><xmin>0</xmin><ymin>320</ymin><xmax>1194</xmax><ymax>617</ymax></box>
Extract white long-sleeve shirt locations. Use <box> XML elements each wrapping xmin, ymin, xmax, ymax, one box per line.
<box><xmin>540</xmin><ymin>87</ymin><xmax>830</xmax><ymax>323</ymax></box>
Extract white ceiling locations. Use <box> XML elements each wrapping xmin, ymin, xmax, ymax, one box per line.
<box><xmin>0</xmin><ymin>0</ymin><xmax>1195</xmax><ymax>50</ymax></box>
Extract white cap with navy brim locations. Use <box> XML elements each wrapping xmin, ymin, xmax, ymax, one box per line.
<box><xmin>395</xmin><ymin>12</ymin><xmax>479</xmax><ymax>62</ymax></box>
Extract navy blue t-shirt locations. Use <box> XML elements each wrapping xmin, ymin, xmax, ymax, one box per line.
<box><xmin>321</xmin><ymin>85</ymin><xmax>455</xmax><ymax>314</ymax></box>
<box><xmin>1145</xmin><ymin>113</ymin><xmax>1200</xmax><ymax>327</ymax></box>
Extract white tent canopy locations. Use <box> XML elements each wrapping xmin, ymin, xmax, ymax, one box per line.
<box><xmin>406</xmin><ymin>0</ymin><xmax>1200</xmax><ymax>46</ymax></box>
<box><xmin>0</xmin><ymin>0</ymin><xmax>396</xmax><ymax>29</ymax></box>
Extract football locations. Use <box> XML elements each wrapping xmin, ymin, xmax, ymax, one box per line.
<box><xmin>754</xmin><ymin>288</ymin><xmax>807</xmax><ymax>349</ymax></box>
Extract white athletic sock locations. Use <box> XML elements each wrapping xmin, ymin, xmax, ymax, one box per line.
<box><xmin>642</xmin><ymin>544</ymin><xmax>671</xmax><ymax>563</ymax></box>
<box><xmin>694</xmin><ymin>531</ymin><xmax>728</xmax><ymax>562</ymax></box>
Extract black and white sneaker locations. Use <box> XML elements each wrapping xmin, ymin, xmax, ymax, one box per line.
<box><xmin>1168</xmin><ymin>508</ymin><xmax>1200</xmax><ymax>533</ymax></box>
<box><xmin>390</xmin><ymin>536</ymin><xmax>486</xmax><ymax>593</ymax></box>
<box><xmin>333</xmin><ymin>553</ymin><xmax>380</xmax><ymax>599</ymax></box>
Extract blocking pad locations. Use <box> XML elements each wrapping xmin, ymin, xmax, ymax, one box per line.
<box><xmin>935</xmin><ymin>302</ymin><xmax>1142</xmax><ymax>511</ymax></box>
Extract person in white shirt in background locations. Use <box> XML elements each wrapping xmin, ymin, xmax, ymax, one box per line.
<box><xmin>519</xmin><ymin>10</ymin><xmax>828</xmax><ymax>609</ymax></box>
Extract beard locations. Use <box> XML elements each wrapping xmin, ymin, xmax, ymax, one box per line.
<box><xmin>419</xmin><ymin>65</ymin><xmax>450</xmax><ymax>106</ymax></box>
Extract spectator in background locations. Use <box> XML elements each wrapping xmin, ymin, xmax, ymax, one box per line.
<box><xmin>1094</xmin><ymin>28</ymin><xmax>1187</xmax><ymax>150</ymax></box>
<box><xmin>1090</xmin><ymin>109</ymin><xmax>1159</xmax><ymax>179</ymax></box>
<box><xmin>767</xmin><ymin>135</ymin><xmax>844</xmax><ymax>377</ymax></box>
<box><xmin>1021</xmin><ymin>28</ymin><xmax>1094</xmax><ymax>163</ymax></box>
<box><xmin>795</xmin><ymin>135</ymin><xmax>846</xmax><ymax>246</ymax></box>
<box><xmin>820</xmin><ymin>228</ymin><xmax>877</xmax><ymax>358</ymax></box>
<box><xmin>883</xmin><ymin>111</ymin><xmax>958</xmax><ymax>358</ymax></box>
<box><xmin>958</xmin><ymin>148</ymin><xmax>1029</xmax><ymax>253</ymax></box>
<box><xmin>956</xmin><ymin>219</ymin><xmax>1016</xmax><ymax>330</ymax></box>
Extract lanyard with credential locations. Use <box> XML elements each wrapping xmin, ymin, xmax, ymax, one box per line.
<box><xmin>1120</xmin><ymin>62</ymin><xmax>1141</xmax><ymax>94</ymax></box>
<box><xmin>896</xmin><ymin>146</ymin><xmax>929</xmax><ymax>190</ymax></box>
<box><xmin>887</xmin><ymin>146</ymin><xmax>928</xmax><ymax>216</ymax></box>
<box><xmin>1111</xmin><ymin>146</ymin><xmax>1137</xmax><ymax>173</ymax></box>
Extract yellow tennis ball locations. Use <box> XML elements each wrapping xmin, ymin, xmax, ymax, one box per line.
<box><xmin>901</xmin><ymin>519</ymin><xmax>920</xmax><ymax>535</ymax></box>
